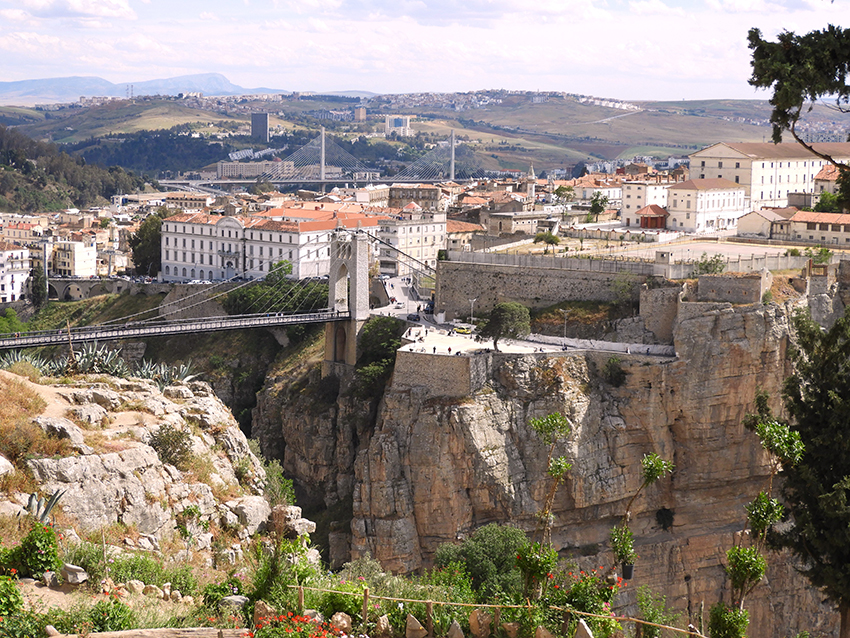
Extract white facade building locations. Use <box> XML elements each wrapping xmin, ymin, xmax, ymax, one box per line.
<box><xmin>52</xmin><ymin>241</ymin><xmax>97</xmax><ymax>278</ymax></box>
<box><xmin>374</xmin><ymin>205</ymin><xmax>447</xmax><ymax>276</ymax></box>
<box><xmin>160</xmin><ymin>213</ymin><xmax>381</xmax><ymax>282</ymax></box>
<box><xmin>689</xmin><ymin>142</ymin><xmax>850</xmax><ymax>210</ymax></box>
<box><xmin>621</xmin><ymin>181</ymin><xmax>670</xmax><ymax>227</ymax></box>
<box><xmin>666</xmin><ymin>179</ymin><xmax>748</xmax><ymax>233</ymax></box>
<box><xmin>0</xmin><ymin>241</ymin><xmax>30</xmax><ymax>303</ymax></box>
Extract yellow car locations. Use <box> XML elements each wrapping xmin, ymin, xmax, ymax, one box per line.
<box><xmin>455</xmin><ymin>327</ymin><xmax>472</xmax><ymax>334</ymax></box>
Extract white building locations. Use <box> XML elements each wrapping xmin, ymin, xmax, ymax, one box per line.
<box><xmin>689</xmin><ymin>142</ymin><xmax>850</xmax><ymax>210</ymax></box>
<box><xmin>0</xmin><ymin>241</ymin><xmax>30</xmax><ymax>303</ymax></box>
<box><xmin>621</xmin><ymin>181</ymin><xmax>670</xmax><ymax>227</ymax></box>
<box><xmin>52</xmin><ymin>241</ymin><xmax>97</xmax><ymax>278</ymax></box>
<box><xmin>385</xmin><ymin>115</ymin><xmax>412</xmax><ymax>137</ymax></box>
<box><xmin>160</xmin><ymin>212</ymin><xmax>382</xmax><ymax>282</ymax></box>
<box><xmin>666</xmin><ymin>179</ymin><xmax>748</xmax><ymax>233</ymax></box>
<box><xmin>373</xmin><ymin>204</ymin><xmax>447</xmax><ymax>276</ymax></box>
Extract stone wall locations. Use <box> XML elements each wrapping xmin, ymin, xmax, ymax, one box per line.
<box><xmin>436</xmin><ymin>261</ymin><xmax>643</xmax><ymax>320</ymax></box>
<box><xmin>639</xmin><ymin>285</ymin><xmax>681</xmax><ymax>344</ymax></box>
<box><xmin>697</xmin><ymin>270</ymin><xmax>771</xmax><ymax>304</ymax></box>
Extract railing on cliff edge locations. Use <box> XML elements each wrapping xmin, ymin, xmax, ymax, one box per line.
<box><xmin>287</xmin><ymin>584</ymin><xmax>707</xmax><ymax>638</ymax></box>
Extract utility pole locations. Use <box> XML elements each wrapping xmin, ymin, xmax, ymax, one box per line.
<box><xmin>320</xmin><ymin>127</ymin><xmax>326</xmax><ymax>182</ymax></box>
<box><xmin>450</xmin><ymin>129</ymin><xmax>456</xmax><ymax>182</ymax></box>
<box><xmin>469</xmin><ymin>297</ymin><xmax>477</xmax><ymax>324</ymax></box>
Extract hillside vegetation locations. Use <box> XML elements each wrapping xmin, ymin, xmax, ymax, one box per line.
<box><xmin>0</xmin><ymin>125</ymin><xmax>144</xmax><ymax>212</ymax></box>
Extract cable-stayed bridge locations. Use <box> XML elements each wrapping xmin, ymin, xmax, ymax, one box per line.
<box><xmin>160</xmin><ymin>130</ymin><xmax>487</xmax><ymax>189</ymax></box>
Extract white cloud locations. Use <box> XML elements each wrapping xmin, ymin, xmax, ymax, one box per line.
<box><xmin>17</xmin><ymin>0</ymin><xmax>135</xmax><ymax>19</ymax></box>
<box><xmin>629</xmin><ymin>0</ymin><xmax>685</xmax><ymax>16</ymax></box>
<box><xmin>199</xmin><ymin>11</ymin><xmax>218</xmax><ymax>20</ymax></box>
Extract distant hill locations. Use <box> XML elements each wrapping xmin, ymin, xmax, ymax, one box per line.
<box><xmin>0</xmin><ymin>73</ymin><xmax>290</xmax><ymax>104</ymax></box>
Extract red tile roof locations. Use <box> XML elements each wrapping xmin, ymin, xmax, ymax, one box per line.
<box><xmin>790</xmin><ymin>211</ymin><xmax>850</xmax><ymax>224</ymax></box>
<box><xmin>635</xmin><ymin>205</ymin><xmax>668</xmax><ymax>217</ymax></box>
<box><xmin>669</xmin><ymin>178</ymin><xmax>742</xmax><ymax>191</ymax></box>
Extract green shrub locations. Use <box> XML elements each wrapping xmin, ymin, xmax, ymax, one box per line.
<box><xmin>636</xmin><ymin>585</ymin><xmax>681</xmax><ymax>638</ymax></box>
<box><xmin>147</xmin><ymin>424</ymin><xmax>193</xmax><ymax>470</ymax></box>
<box><xmin>434</xmin><ymin>523</ymin><xmax>527</xmax><ymax>600</ymax></box>
<box><xmin>709</xmin><ymin>601</ymin><xmax>749</xmax><ymax>638</ymax></box>
<box><xmin>548</xmin><ymin>568</ymin><xmax>621</xmax><ymax>638</ymax></box>
<box><xmin>15</xmin><ymin>524</ymin><xmax>61</xmax><ymax>578</ymax></box>
<box><xmin>203</xmin><ymin>577</ymin><xmax>244</xmax><ymax>610</ymax></box>
<box><xmin>602</xmin><ymin>356</ymin><xmax>627</xmax><ymax>387</ymax></box>
<box><xmin>0</xmin><ymin>608</ymin><xmax>48</xmax><ymax>637</ymax></box>
<box><xmin>60</xmin><ymin>541</ymin><xmax>108</xmax><ymax>584</ymax></box>
<box><xmin>0</xmin><ymin>574</ymin><xmax>24</xmax><ymax>616</ymax></box>
<box><xmin>108</xmin><ymin>553</ymin><xmax>164</xmax><ymax>586</ymax></box>
<box><xmin>263</xmin><ymin>458</ymin><xmax>296</xmax><ymax>508</ymax></box>
<box><xmin>318</xmin><ymin>579</ymin><xmax>366</xmax><ymax>621</ymax></box>
<box><xmin>88</xmin><ymin>598</ymin><xmax>137</xmax><ymax>632</ymax></box>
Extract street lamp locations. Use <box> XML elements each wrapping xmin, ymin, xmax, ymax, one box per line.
<box><xmin>469</xmin><ymin>298</ymin><xmax>477</xmax><ymax>324</ymax></box>
<box><xmin>560</xmin><ymin>309</ymin><xmax>569</xmax><ymax>340</ymax></box>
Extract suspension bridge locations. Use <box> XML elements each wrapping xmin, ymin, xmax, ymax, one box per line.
<box><xmin>160</xmin><ymin>129</ymin><xmax>487</xmax><ymax>190</ymax></box>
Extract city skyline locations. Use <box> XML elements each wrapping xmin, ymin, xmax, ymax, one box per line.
<box><xmin>0</xmin><ymin>0</ymin><xmax>848</xmax><ymax>102</ymax></box>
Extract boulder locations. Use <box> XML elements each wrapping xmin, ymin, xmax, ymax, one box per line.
<box><xmin>253</xmin><ymin>600</ymin><xmax>277</xmax><ymax>626</ymax></box>
<box><xmin>374</xmin><ymin>615</ymin><xmax>392</xmax><ymax>638</ymax></box>
<box><xmin>230</xmin><ymin>496</ymin><xmax>271</xmax><ymax>536</ymax></box>
<box><xmin>469</xmin><ymin>609</ymin><xmax>492</xmax><ymax>638</ymax></box>
<box><xmin>406</xmin><ymin>614</ymin><xmax>428</xmax><ymax>638</ymax></box>
<box><xmin>33</xmin><ymin>417</ymin><xmax>94</xmax><ymax>454</ymax></box>
<box><xmin>501</xmin><ymin>623</ymin><xmax>520</xmax><ymax>638</ymax></box>
<box><xmin>331</xmin><ymin>612</ymin><xmax>353</xmax><ymax>633</ymax></box>
<box><xmin>163</xmin><ymin>385</ymin><xmax>194</xmax><ymax>400</ymax></box>
<box><xmin>221</xmin><ymin>595</ymin><xmax>249</xmax><ymax>609</ymax></box>
<box><xmin>448</xmin><ymin>620</ymin><xmax>465</xmax><ymax>638</ymax></box>
<box><xmin>45</xmin><ymin>626</ymin><xmax>61</xmax><ymax>637</ymax></box>
<box><xmin>60</xmin><ymin>563</ymin><xmax>88</xmax><ymax>585</ymax></box>
<box><xmin>42</xmin><ymin>571</ymin><xmax>59</xmax><ymax>588</ymax></box>
<box><xmin>143</xmin><ymin>584</ymin><xmax>164</xmax><ymax>598</ymax></box>
<box><xmin>0</xmin><ymin>455</ymin><xmax>13</xmax><ymax>476</ymax></box>
<box><xmin>574</xmin><ymin>620</ymin><xmax>594</xmax><ymax>638</ymax></box>
<box><xmin>534</xmin><ymin>627</ymin><xmax>555</xmax><ymax>638</ymax></box>
<box><xmin>170</xmin><ymin>590</ymin><xmax>183</xmax><ymax>603</ymax></box>
<box><xmin>271</xmin><ymin>505</ymin><xmax>317</xmax><ymax>538</ymax></box>
<box><xmin>127</xmin><ymin>579</ymin><xmax>145</xmax><ymax>594</ymax></box>
<box><xmin>303</xmin><ymin>610</ymin><xmax>324</xmax><ymax>623</ymax></box>
<box><xmin>67</xmin><ymin>404</ymin><xmax>108</xmax><ymax>427</ymax></box>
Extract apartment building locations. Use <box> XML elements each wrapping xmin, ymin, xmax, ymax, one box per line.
<box><xmin>160</xmin><ymin>212</ymin><xmax>382</xmax><ymax>282</ymax></box>
<box><xmin>52</xmin><ymin>241</ymin><xmax>97</xmax><ymax>278</ymax></box>
<box><xmin>689</xmin><ymin>142</ymin><xmax>850</xmax><ymax>210</ymax></box>
<box><xmin>0</xmin><ymin>241</ymin><xmax>30</xmax><ymax>303</ymax></box>
<box><xmin>388</xmin><ymin>184</ymin><xmax>442</xmax><ymax>211</ymax></box>
<box><xmin>666</xmin><ymin>179</ymin><xmax>748</xmax><ymax>233</ymax></box>
<box><xmin>621</xmin><ymin>180</ymin><xmax>671</xmax><ymax>226</ymax></box>
<box><xmin>780</xmin><ymin>211</ymin><xmax>850</xmax><ymax>246</ymax></box>
<box><xmin>374</xmin><ymin>204</ymin><xmax>447</xmax><ymax>276</ymax></box>
<box><xmin>165</xmin><ymin>192</ymin><xmax>215</xmax><ymax>212</ymax></box>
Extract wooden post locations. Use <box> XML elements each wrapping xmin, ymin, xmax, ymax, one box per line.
<box><xmin>635</xmin><ymin>622</ymin><xmax>642</xmax><ymax>638</ymax></box>
<box><xmin>561</xmin><ymin>611</ymin><xmax>571</xmax><ymax>635</ymax></box>
<box><xmin>426</xmin><ymin>601</ymin><xmax>433</xmax><ymax>637</ymax></box>
<box><xmin>494</xmin><ymin>607</ymin><xmax>501</xmax><ymax>633</ymax></box>
<box><xmin>362</xmin><ymin>589</ymin><xmax>369</xmax><ymax>628</ymax></box>
<box><xmin>298</xmin><ymin>587</ymin><xmax>304</xmax><ymax>613</ymax></box>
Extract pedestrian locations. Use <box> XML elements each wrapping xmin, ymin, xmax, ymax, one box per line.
<box><xmin>433</xmin><ymin>346</ymin><xmax>437</xmax><ymax>354</ymax></box>
<box><xmin>448</xmin><ymin>347</ymin><xmax>452</xmax><ymax>354</ymax></box>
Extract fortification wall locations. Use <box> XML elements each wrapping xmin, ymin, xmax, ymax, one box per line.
<box><xmin>697</xmin><ymin>270</ymin><xmax>771</xmax><ymax>304</ymax></box>
<box><xmin>639</xmin><ymin>286</ymin><xmax>681</xmax><ymax>344</ymax></box>
<box><xmin>435</xmin><ymin>261</ymin><xmax>643</xmax><ymax>320</ymax></box>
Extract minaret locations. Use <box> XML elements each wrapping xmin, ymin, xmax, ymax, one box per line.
<box><xmin>527</xmin><ymin>164</ymin><xmax>536</xmax><ymax>201</ymax></box>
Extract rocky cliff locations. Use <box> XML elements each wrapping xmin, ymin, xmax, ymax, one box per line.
<box><xmin>255</xmin><ymin>298</ymin><xmax>839</xmax><ymax>636</ymax></box>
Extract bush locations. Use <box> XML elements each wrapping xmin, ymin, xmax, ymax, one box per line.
<box><xmin>694</xmin><ymin>252</ymin><xmax>726</xmax><ymax>275</ymax></box>
<box><xmin>434</xmin><ymin>523</ymin><xmax>527</xmax><ymax>600</ymax></box>
<box><xmin>88</xmin><ymin>598</ymin><xmax>137</xmax><ymax>632</ymax></box>
<box><xmin>0</xmin><ymin>609</ymin><xmax>48</xmax><ymax>637</ymax></box>
<box><xmin>0</xmin><ymin>574</ymin><xmax>24</xmax><ymax>616</ymax></box>
<box><xmin>318</xmin><ymin>579</ymin><xmax>366</xmax><ymax>621</ymax></box>
<box><xmin>547</xmin><ymin>568</ymin><xmax>621</xmax><ymax>638</ymax></box>
<box><xmin>636</xmin><ymin>585</ymin><xmax>681</xmax><ymax>638</ymax></box>
<box><xmin>602</xmin><ymin>356</ymin><xmax>626</xmax><ymax>387</ymax></box>
<box><xmin>253</xmin><ymin>613</ymin><xmax>342</xmax><ymax>638</ymax></box>
<box><xmin>147</xmin><ymin>424</ymin><xmax>193</xmax><ymax>470</ymax></box>
<box><xmin>203</xmin><ymin>577</ymin><xmax>244</xmax><ymax>610</ymax></box>
<box><xmin>709</xmin><ymin>601</ymin><xmax>749</xmax><ymax>638</ymax></box>
<box><xmin>8</xmin><ymin>524</ymin><xmax>62</xmax><ymax>578</ymax></box>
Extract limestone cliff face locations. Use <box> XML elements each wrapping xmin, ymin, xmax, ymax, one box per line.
<box><xmin>256</xmin><ymin>301</ymin><xmax>838</xmax><ymax>636</ymax></box>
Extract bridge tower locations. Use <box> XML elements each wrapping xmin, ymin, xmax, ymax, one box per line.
<box><xmin>323</xmin><ymin>228</ymin><xmax>370</xmax><ymax>377</ymax></box>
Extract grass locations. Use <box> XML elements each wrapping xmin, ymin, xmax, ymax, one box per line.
<box><xmin>27</xmin><ymin>293</ymin><xmax>166</xmax><ymax>334</ymax></box>
<box><xmin>0</xmin><ymin>376</ymin><xmax>65</xmax><ymax>467</ymax></box>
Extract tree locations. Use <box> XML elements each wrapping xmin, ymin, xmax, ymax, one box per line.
<box><xmin>815</xmin><ymin>192</ymin><xmax>841</xmax><ymax>213</ymax></box>
<box><xmin>29</xmin><ymin>266</ymin><xmax>46</xmax><ymax>308</ymax></box>
<box><xmin>128</xmin><ymin>213</ymin><xmax>163</xmax><ymax>276</ymax></box>
<box><xmin>590</xmin><ymin>192</ymin><xmax>609</xmax><ymax>221</ymax></box>
<box><xmin>554</xmin><ymin>185</ymin><xmax>574</xmax><ymax>203</ymax></box>
<box><xmin>533</xmin><ymin>231</ymin><xmax>560</xmax><ymax>253</ymax></box>
<box><xmin>475</xmin><ymin>302</ymin><xmax>530</xmax><ymax>352</ymax></box>
<box><xmin>773</xmin><ymin>308</ymin><xmax>850</xmax><ymax>638</ymax></box>
<box><xmin>748</xmin><ymin>26</ymin><xmax>850</xmax><ymax>206</ymax></box>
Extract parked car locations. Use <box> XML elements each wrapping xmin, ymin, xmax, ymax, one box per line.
<box><xmin>406</xmin><ymin>313</ymin><xmax>421</xmax><ymax>322</ymax></box>
<box><xmin>455</xmin><ymin>326</ymin><xmax>472</xmax><ymax>334</ymax></box>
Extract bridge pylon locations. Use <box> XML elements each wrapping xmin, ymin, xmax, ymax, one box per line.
<box><xmin>323</xmin><ymin>228</ymin><xmax>370</xmax><ymax>377</ymax></box>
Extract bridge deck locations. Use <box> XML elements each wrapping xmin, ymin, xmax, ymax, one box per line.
<box><xmin>0</xmin><ymin>311</ymin><xmax>349</xmax><ymax>350</ymax></box>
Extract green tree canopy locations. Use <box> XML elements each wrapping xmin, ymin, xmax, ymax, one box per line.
<box><xmin>128</xmin><ymin>213</ymin><xmax>163</xmax><ymax>276</ymax></box>
<box><xmin>774</xmin><ymin>308</ymin><xmax>850</xmax><ymax>637</ymax></box>
<box><xmin>748</xmin><ymin>25</ymin><xmax>850</xmax><ymax>207</ymax></box>
<box><xmin>476</xmin><ymin>302</ymin><xmax>530</xmax><ymax>352</ymax></box>
<box><xmin>29</xmin><ymin>266</ymin><xmax>47</xmax><ymax>309</ymax></box>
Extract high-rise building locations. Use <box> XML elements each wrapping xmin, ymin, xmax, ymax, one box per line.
<box><xmin>353</xmin><ymin>106</ymin><xmax>367</xmax><ymax>122</ymax></box>
<box><xmin>251</xmin><ymin>113</ymin><xmax>270</xmax><ymax>142</ymax></box>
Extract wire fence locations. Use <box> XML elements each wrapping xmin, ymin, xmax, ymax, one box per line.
<box><xmin>287</xmin><ymin>585</ymin><xmax>706</xmax><ymax>638</ymax></box>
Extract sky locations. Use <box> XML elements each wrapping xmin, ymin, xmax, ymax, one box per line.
<box><xmin>0</xmin><ymin>0</ymin><xmax>848</xmax><ymax>101</ymax></box>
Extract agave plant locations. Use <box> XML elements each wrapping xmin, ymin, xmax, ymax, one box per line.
<box><xmin>0</xmin><ymin>350</ymin><xmax>50</xmax><ymax>374</ymax></box>
<box><xmin>20</xmin><ymin>490</ymin><xmax>65</xmax><ymax>524</ymax></box>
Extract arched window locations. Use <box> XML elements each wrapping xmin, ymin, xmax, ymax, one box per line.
<box><xmin>191</xmin><ymin>269</ymin><xmax>196</xmax><ymax>278</ymax></box>
<box><xmin>165</xmin><ymin>266</ymin><xmax>170</xmax><ymax>275</ymax></box>
<box><xmin>182</xmin><ymin>268</ymin><xmax>187</xmax><ymax>277</ymax></box>
<box><xmin>199</xmin><ymin>270</ymin><xmax>205</xmax><ymax>280</ymax></box>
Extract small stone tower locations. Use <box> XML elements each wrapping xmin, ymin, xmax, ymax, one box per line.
<box><xmin>323</xmin><ymin>228</ymin><xmax>371</xmax><ymax>377</ymax></box>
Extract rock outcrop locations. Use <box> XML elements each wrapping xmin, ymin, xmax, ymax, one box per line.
<box><xmin>257</xmin><ymin>299</ymin><xmax>838</xmax><ymax>637</ymax></box>
<box><xmin>4</xmin><ymin>377</ymin><xmax>269</xmax><ymax>545</ymax></box>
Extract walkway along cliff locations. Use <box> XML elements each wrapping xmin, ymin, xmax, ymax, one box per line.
<box><xmin>252</xmin><ymin>266</ymin><xmax>850</xmax><ymax>637</ymax></box>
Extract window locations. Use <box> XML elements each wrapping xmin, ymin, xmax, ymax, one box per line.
<box><xmin>735</xmin><ymin>176</ymin><xmax>740</xmax><ymax>184</ymax></box>
<box><xmin>718</xmin><ymin>162</ymin><xmax>723</xmax><ymax>169</ymax></box>
<box><xmin>735</xmin><ymin>162</ymin><xmax>740</xmax><ymax>169</ymax></box>
<box><xmin>701</xmin><ymin>161</ymin><xmax>705</xmax><ymax>167</ymax></box>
